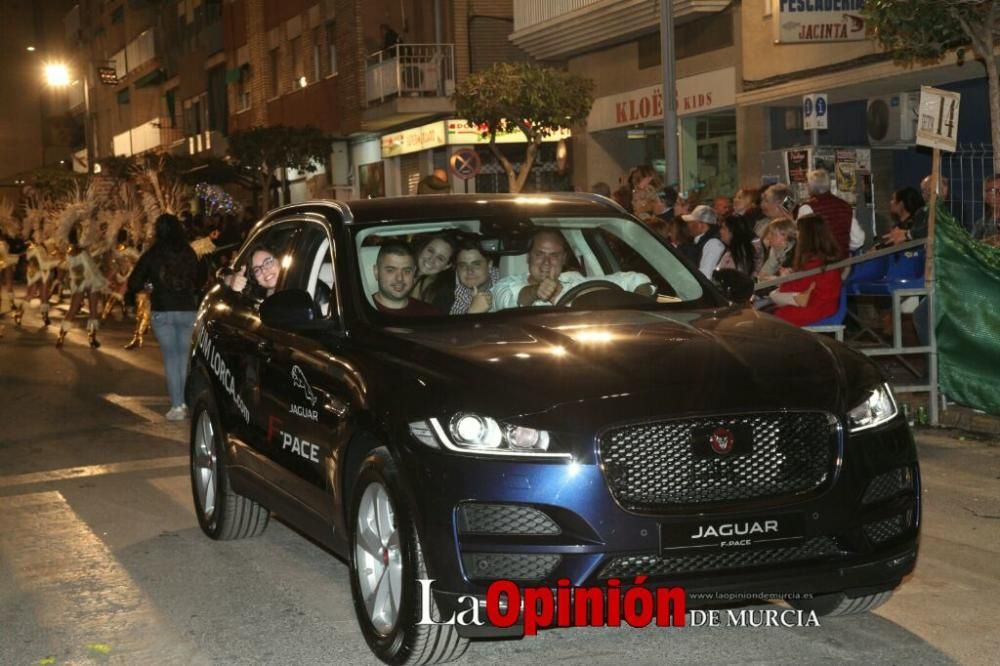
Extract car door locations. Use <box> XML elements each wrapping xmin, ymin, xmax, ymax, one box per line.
<box><xmin>254</xmin><ymin>215</ymin><xmax>355</xmax><ymax>527</ymax></box>
<box><xmin>196</xmin><ymin>220</ymin><xmax>298</xmax><ymax>447</ymax></box>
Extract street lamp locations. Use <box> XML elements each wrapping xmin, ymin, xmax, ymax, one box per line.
<box><xmin>44</xmin><ymin>62</ymin><xmax>71</xmax><ymax>86</ymax></box>
<box><xmin>42</xmin><ymin>60</ymin><xmax>94</xmax><ymax>174</ymax></box>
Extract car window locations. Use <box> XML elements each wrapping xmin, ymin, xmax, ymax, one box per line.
<box><xmin>352</xmin><ymin>215</ymin><xmax>708</xmax><ymax>320</ymax></box>
<box><xmin>292</xmin><ymin>224</ymin><xmax>336</xmax><ymax>318</ymax></box>
<box><xmin>233</xmin><ymin>221</ymin><xmax>300</xmax><ymax>303</ymax></box>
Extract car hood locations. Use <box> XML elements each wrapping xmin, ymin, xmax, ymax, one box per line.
<box><xmin>377</xmin><ymin>307</ymin><xmax>876</xmax><ymax>421</ymax></box>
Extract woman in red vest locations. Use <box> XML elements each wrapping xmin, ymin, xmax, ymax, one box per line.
<box><xmin>772</xmin><ymin>214</ymin><xmax>842</xmax><ymax>326</ymax></box>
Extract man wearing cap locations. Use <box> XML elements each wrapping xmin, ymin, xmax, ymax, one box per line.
<box><xmin>416</xmin><ymin>168</ymin><xmax>452</xmax><ymax>195</ymax></box>
<box><xmin>683</xmin><ymin>205</ymin><xmax>725</xmax><ymax>278</ymax></box>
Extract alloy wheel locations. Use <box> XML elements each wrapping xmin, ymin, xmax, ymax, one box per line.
<box><xmin>354</xmin><ymin>482</ymin><xmax>403</xmax><ymax>635</ymax></box>
<box><xmin>192</xmin><ymin>410</ymin><xmax>217</xmax><ymax>521</ymax></box>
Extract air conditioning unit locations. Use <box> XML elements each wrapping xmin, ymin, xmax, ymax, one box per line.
<box><xmin>400</xmin><ymin>62</ymin><xmax>440</xmax><ymax>94</ymax></box>
<box><xmin>866</xmin><ymin>92</ymin><xmax>919</xmax><ymax>147</ymax></box>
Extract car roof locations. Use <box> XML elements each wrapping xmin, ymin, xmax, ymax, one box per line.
<box><xmin>262</xmin><ymin>193</ymin><xmax>626</xmax><ymax>227</ymax></box>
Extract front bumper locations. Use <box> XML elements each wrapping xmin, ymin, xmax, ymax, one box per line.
<box><xmin>401</xmin><ymin>417</ymin><xmax>920</xmax><ymax>636</ymax></box>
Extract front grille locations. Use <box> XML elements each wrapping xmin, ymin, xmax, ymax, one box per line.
<box><xmin>598</xmin><ymin>537</ymin><xmax>844</xmax><ymax>579</ymax></box>
<box><xmin>862</xmin><ymin>467</ymin><xmax>914</xmax><ymax>505</ymax></box>
<box><xmin>457</xmin><ymin>503</ymin><xmax>561</xmax><ymax>535</ymax></box>
<box><xmin>598</xmin><ymin>412</ymin><xmax>838</xmax><ymax>510</ymax></box>
<box><xmin>461</xmin><ymin>553</ymin><xmax>561</xmax><ymax>582</ymax></box>
<box><xmin>863</xmin><ymin>512</ymin><xmax>910</xmax><ymax>545</ymax></box>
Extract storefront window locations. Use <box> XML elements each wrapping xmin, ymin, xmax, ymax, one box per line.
<box><xmin>474</xmin><ymin>143</ymin><xmax>571</xmax><ymax>193</ymax></box>
<box><xmin>682</xmin><ymin>112</ymin><xmax>737</xmax><ymax>200</ymax></box>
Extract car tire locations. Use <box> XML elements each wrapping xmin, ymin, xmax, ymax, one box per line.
<box><xmin>787</xmin><ymin>590</ymin><xmax>894</xmax><ymax>616</ymax></box>
<box><xmin>189</xmin><ymin>390</ymin><xmax>270</xmax><ymax>540</ymax></box>
<box><xmin>348</xmin><ymin>448</ymin><xmax>468</xmax><ymax>665</ymax></box>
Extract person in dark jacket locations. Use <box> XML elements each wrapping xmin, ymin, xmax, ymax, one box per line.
<box><xmin>127</xmin><ymin>213</ymin><xmax>201</xmax><ymax>421</ymax></box>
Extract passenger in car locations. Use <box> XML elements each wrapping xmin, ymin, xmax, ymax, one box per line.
<box><xmin>225</xmin><ymin>245</ymin><xmax>280</xmax><ymax>300</ymax></box>
<box><xmin>371</xmin><ymin>243</ymin><xmax>441</xmax><ymax>316</ymax></box>
<box><xmin>450</xmin><ymin>238</ymin><xmax>499</xmax><ymax>314</ymax></box>
<box><xmin>411</xmin><ymin>234</ymin><xmax>456</xmax><ymax>310</ymax></box>
<box><xmin>492</xmin><ymin>228</ymin><xmax>656</xmax><ymax>309</ymax></box>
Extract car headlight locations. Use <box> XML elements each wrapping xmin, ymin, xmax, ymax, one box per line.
<box><xmin>409</xmin><ymin>414</ymin><xmax>569</xmax><ymax>459</ymax></box>
<box><xmin>848</xmin><ymin>383</ymin><xmax>899</xmax><ymax>432</ymax></box>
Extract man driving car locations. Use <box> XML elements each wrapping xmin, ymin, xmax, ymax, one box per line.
<box><xmin>492</xmin><ymin>228</ymin><xmax>655</xmax><ymax>310</ymax></box>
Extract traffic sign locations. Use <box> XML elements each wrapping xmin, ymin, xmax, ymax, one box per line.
<box><xmin>803</xmin><ymin>93</ymin><xmax>828</xmax><ymax>130</ymax></box>
<box><xmin>449</xmin><ymin>148</ymin><xmax>481</xmax><ymax>180</ymax></box>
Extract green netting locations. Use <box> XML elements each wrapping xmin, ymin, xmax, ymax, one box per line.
<box><xmin>935</xmin><ymin>205</ymin><xmax>1000</xmax><ymax>415</ymax></box>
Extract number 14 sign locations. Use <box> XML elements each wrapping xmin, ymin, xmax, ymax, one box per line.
<box><xmin>916</xmin><ymin>86</ymin><xmax>961</xmax><ymax>152</ymax></box>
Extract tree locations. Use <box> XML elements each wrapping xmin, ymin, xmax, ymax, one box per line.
<box><xmin>227</xmin><ymin>125</ymin><xmax>333</xmax><ymax>209</ymax></box>
<box><xmin>453</xmin><ymin>63</ymin><xmax>594</xmax><ymax>193</ymax></box>
<box><xmin>864</xmin><ymin>0</ymin><xmax>1000</xmax><ymax>172</ymax></box>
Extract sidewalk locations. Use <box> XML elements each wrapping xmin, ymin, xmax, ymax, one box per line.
<box><xmin>898</xmin><ymin>391</ymin><xmax>1000</xmax><ymax>440</ymax></box>
<box><xmin>936</xmin><ymin>404</ymin><xmax>1000</xmax><ymax>439</ymax></box>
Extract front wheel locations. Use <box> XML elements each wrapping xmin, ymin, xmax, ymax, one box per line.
<box><xmin>786</xmin><ymin>590</ymin><xmax>894</xmax><ymax>616</ymax></box>
<box><xmin>349</xmin><ymin>449</ymin><xmax>468</xmax><ymax>665</ymax></box>
<box><xmin>189</xmin><ymin>391</ymin><xmax>270</xmax><ymax>540</ymax></box>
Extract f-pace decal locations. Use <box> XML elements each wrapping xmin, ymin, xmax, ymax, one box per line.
<box><xmin>267</xmin><ymin>416</ymin><xmax>320</xmax><ymax>463</ymax></box>
<box><xmin>291</xmin><ymin>365</ymin><xmax>318</xmax><ymax>405</ymax></box>
<box><xmin>197</xmin><ymin>328</ymin><xmax>250</xmax><ymax>423</ymax></box>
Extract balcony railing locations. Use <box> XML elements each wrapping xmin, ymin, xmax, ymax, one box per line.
<box><xmin>511</xmin><ymin>0</ymin><xmax>730</xmax><ymax>60</ymax></box>
<box><xmin>112</xmin><ymin>117</ymin><xmax>184</xmax><ymax>156</ymax></box>
<box><xmin>513</xmin><ymin>0</ymin><xmax>601</xmax><ymax>31</ymax></box>
<box><xmin>365</xmin><ymin>43</ymin><xmax>455</xmax><ymax>106</ymax></box>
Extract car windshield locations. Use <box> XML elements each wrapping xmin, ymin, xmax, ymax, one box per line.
<box><xmin>353</xmin><ymin>214</ymin><xmax>713</xmax><ymax>319</ymax></box>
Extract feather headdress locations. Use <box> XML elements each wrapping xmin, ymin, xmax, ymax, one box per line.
<box><xmin>135</xmin><ymin>155</ymin><xmax>191</xmax><ymax>219</ymax></box>
<box><xmin>0</xmin><ymin>198</ymin><xmax>18</xmax><ymax>239</ymax></box>
<box><xmin>55</xmin><ymin>182</ymin><xmax>97</xmax><ymax>248</ymax></box>
<box><xmin>117</xmin><ymin>181</ymin><xmax>148</xmax><ymax>247</ymax></box>
<box><xmin>20</xmin><ymin>187</ymin><xmax>49</xmax><ymax>241</ymax></box>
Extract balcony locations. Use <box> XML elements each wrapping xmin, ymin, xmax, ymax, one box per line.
<box><xmin>112</xmin><ymin>117</ymin><xmax>184</xmax><ymax>157</ymax></box>
<box><xmin>510</xmin><ymin>0</ymin><xmax>730</xmax><ymax>60</ymax></box>
<box><xmin>362</xmin><ymin>44</ymin><xmax>456</xmax><ymax>131</ymax></box>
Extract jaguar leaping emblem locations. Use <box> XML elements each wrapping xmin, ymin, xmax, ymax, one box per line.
<box><xmin>291</xmin><ymin>365</ymin><xmax>318</xmax><ymax>406</ymax></box>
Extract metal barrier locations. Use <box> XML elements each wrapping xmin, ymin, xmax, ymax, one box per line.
<box><xmin>754</xmin><ymin>239</ymin><xmax>939</xmax><ymax>425</ymax></box>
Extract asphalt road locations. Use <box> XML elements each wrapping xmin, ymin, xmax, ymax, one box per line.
<box><xmin>1</xmin><ymin>304</ymin><xmax>998</xmax><ymax>665</ymax></box>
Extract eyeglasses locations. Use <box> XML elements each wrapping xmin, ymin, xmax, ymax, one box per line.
<box><xmin>251</xmin><ymin>255</ymin><xmax>276</xmax><ymax>278</ymax></box>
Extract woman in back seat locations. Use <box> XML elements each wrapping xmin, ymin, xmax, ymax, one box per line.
<box><xmin>411</xmin><ymin>234</ymin><xmax>456</xmax><ymax>311</ymax></box>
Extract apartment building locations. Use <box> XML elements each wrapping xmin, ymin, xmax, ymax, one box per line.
<box><xmin>0</xmin><ymin>0</ymin><xmax>77</xmax><ymax>183</ymax></box>
<box><xmin>60</xmin><ymin>0</ymin><xmax>227</xmax><ymax>172</ymax></box>
<box><xmin>510</xmin><ymin>0</ymin><xmax>740</xmax><ymax>198</ymax></box>
<box><xmin>738</xmin><ymin>0</ymin><xmax>993</xmax><ymax>216</ymax></box>
<box><xmin>516</xmin><ymin>0</ymin><xmax>994</xmax><ymax>208</ymax></box>
<box><xmin>61</xmin><ymin>0</ymin><xmax>546</xmax><ymax>200</ymax></box>
<box><xmin>224</xmin><ymin>0</ymin><xmax>534</xmax><ymax>200</ymax></box>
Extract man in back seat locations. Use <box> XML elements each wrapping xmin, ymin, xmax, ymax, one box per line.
<box><xmin>370</xmin><ymin>243</ymin><xmax>441</xmax><ymax>316</ymax></box>
<box><xmin>492</xmin><ymin>228</ymin><xmax>655</xmax><ymax>309</ymax></box>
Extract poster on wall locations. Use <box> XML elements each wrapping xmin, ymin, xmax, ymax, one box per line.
<box><xmin>359</xmin><ymin>162</ymin><xmax>385</xmax><ymax>199</ymax></box>
<box><xmin>813</xmin><ymin>146</ymin><xmax>835</xmax><ymax>176</ymax></box>
<box><xmin>835</xmin><ymin>149</ymin><xmax>857</xmax><ymax>198</ymax></box>
<box><xmin>786</xmin><ymin>149</ymin><xmax>811</xmax><ymax>202</ymax></box>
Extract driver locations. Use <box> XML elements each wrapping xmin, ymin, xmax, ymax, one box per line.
<box><xmin>492</xmin><ymin>228</ymin><xmax>655</xmax><ymax>309</ymax></box>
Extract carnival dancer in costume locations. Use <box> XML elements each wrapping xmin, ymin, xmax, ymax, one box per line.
<box><xmin>98</xmin><ymin>211</ymin><xmax>138</xmax><ymax>321</ymax></box>
<box><xmin>0</xmin><ymin>198</ymin><xmax>24</xmax><ymax>325</ymax></box>
<box><xmin>20</xmin><ymin>193</ymin><xmax>62</xmax><ymax>327</ymax></box>
<box><xmin>55</xmin><ymin>201</ymin><xmax>108</xmax><ymax>349</ymax></box>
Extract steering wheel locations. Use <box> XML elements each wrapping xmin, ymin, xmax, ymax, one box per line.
<box><xmin>554</xmin><ymin>279</ymin><xmax>624</xmax><ymax>307</ymax></box>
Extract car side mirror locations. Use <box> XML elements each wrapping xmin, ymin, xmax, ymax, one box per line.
<box><xmin>260</xmin><ymin>289</ymin><xmax>334</xmax><ymax>331</ymax></box>
<box><xmin>713</xmin><ymin>268</ymin><xmax>755</xmax><ymax>303</ymax></box>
